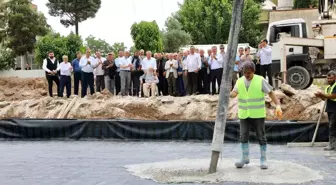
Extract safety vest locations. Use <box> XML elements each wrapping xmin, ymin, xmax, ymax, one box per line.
<box><xmin>325</xmin><ymin>82</ymin><xmax>336</xmax><ymax>101</ymax></box>
<box><xmin>237</xmin><ymin>75</ymin><xmax>266</xmax><ymax>119</ymax></box>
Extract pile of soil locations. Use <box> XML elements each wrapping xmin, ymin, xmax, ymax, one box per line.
<box><xmin>0</xmin><ymin>77</ymin><xmax>327</xmax><ymax>121</ymax></box>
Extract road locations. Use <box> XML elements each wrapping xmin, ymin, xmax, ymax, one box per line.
<box><xmin>0</xmin><ymin>141</ymin><xmax>335</xmax><ymax>185</ymax></box>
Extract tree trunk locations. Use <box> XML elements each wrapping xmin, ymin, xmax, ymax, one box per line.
<box><xmin>75</xmin><ymin>21</ymin><xmax>79</xmax><ymax>35</ymax></box>
<box><xmin>208</xmin><ymin>0</ymin><xmax>245</xmax><ymax>174</ymax></box>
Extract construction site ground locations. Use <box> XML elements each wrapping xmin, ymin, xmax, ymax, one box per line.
<box><xmin>0</xmin><ymin>77</ymin><xmax>328</xmax><ymax>121</ymax></box>
<box><xmin>0</xmin><ymin>141</ymin><xmax>335</xmax><ymax>185</ymax></box>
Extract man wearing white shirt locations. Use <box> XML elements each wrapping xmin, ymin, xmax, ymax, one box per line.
<box><xmin>141</xmin><ymin>51</ymin><xmax>157</xmax><ymax>73</ymax></box>
<box><xmin>185</xmin><ymin>46</ymin><xmax>202</xmax><ymax>95</ymax></box>
<box><xmin>182</xmin><ymin>51</ymin><xmax>189</xmax><ymax>94</ymax></box>
<box><xmin>79</xmin><ymin>49</ymin><xmax>97</xmax><ymax>98</ymax></box>
<box><xmin>42</xmin><ymin>51</ymin><xmax>61</xmax><ymax>97</ymax></box>
<box><xmin>257</xmin><ymin>39</ymin><xmax>273</xmax><ymax>86</ymax></box>
<box><xmin>59</xmin><ymin>55</ymin><xmax>73</xmax><ymax>98</ymax></box>
<box><xmin>94</xmin><ymin>51</ymin><xmax>106</xmax><ymax>92</ymax></box>
<box><xmin>208</xmin><ymin>46</ymin><xmax>224</xmax><ymax>95</ymax></box>
<box><xmin>118</xmin><ymin>50</ymin><xmax>133</xmax><ymax>96</ymax></box>
<box><xmin>115</xmin><ymin>50</ymin><xmax>125</xmax><ymax>95</ymax></box>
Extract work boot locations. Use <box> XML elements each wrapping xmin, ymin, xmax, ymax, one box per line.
<box><xmin>235</xmin><ymin>143</ymin><xmax>250</xmax><ymax>168</ymax></box>
<box><xmin>260</xmin><ymin>145</ymin><xmax>268</xmax><ymax>170</ymax></box>
<box><xmin>324</xmin><ymin>136</ymin><xmax>336</xmax><ymax>151</ymax></box>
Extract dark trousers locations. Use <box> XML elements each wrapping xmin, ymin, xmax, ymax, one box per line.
<box><xmin>255</xmin><ymin>63</ymin><xmax>261</xmax><ymax>75</ymax></box>
<box><xmin>211</xmin><ymin>68</ymin><xmax>223</xmax><ymax>94</ymax></box>
<box><xmin>115</xmin><ymin>72</ymin><xmax>121</xmax><ymax>95</ymax></box>
<box><xmin>46</xmin><ymin>75</ymin><xmax>60</xmax><ymax>97</ymax></box>
<box><xmin>260</xmin><ymin>64</ymin><xmax>273</xmax><ymax>86</ymax></box>
<box><xmin>240</xmin><ymin>118</ymin><xmax>267</xmax><ymax>145</ymax></box>
<box><xmin>60</xmin><ymin>75</ymin><xmax>71</xmax><ymax>98</ymax></box>
<box><xmin>73</xmin><ymin>71</ymin><xmax>81</xmax><ymax>95</ymax></box>
<box><xmin>158</xmin><ymin>75</ymin><xmax>168</xmax><ymax>96</ymax></box>
<box><xmin>176</xmin><ymin>75</ymin><xmax>185</xmax><ymax>96</ymax></box>
<box><xmin>132</xmin><ymin>73</ymin><xmax>141</xmax><ymax>96</ymax></box>
<box><xmin>188</xmin><ymin>72</ymin><xmax>198</xmax><ymax>95</ymax></box>
<box><xmin>81</xmin><ymin>72</ymin><xmax>94</xmax><ymax>98</ymax></box>
<box><xmin>167</xmin><ymin>73</ymin><xmax>176</xmax><ymax>96</ymax></box>
<box><xmin>198</xmin><ymin>68</ymin><xmax>210</xmax><ymax>94</ymax></box>
<box><xmin>328</xmin><ymin>112</ymin><xmax>336</xmax><ymax>137</ymax></box>
<box><xmin>96</xmin><ymin>75</ymin><xmax>105</xmax><ymax>92</ymax></box>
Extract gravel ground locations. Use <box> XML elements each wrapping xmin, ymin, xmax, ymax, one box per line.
<box><xmin>0</xmin><ymin>141</ymin><xmax>335</xmax><ymax>185</ymax></box>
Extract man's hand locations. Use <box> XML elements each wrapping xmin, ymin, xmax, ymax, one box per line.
<box><xmin>315</xmin><ymin>91</ymin><xmax>323</xmax><ymax>98</ymax></box>
<box><xmin>275</xmin><ymin>104</ymin><xmax>283</xmax><ymax>120</ymax></box>
<box><xmin>184</xmin><ymin>71</ymin><xmax>187</xmax><ymax>76</ymax></box>
<box><xmin>194</xmin><ymin>68</ymin><xmax>199</xmax><ymax>73</ymax></box>
<box><xmin>178</xmin><ymin>72</ymin><xmax>182</xmax><ymax>76</ymax></box>
<box><xmin>87</xmin><ymin>60</ymin><xmax>91</xmax><ymax>65</ymax></box>
<box><xmin>140</xmin><ymin>81</ymin><xmax>143</xmax><ymax>85</ymax></box>
<box><xmin>69</xmin><ymin>66</ymin><xmax>73</xmax><ymax>70</ymax></box>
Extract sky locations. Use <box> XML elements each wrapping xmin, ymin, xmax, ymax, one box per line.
<box><xmin>32</xmin><ymin>0</ymin><xmax>183</xmax><ymax>49</ymax></box>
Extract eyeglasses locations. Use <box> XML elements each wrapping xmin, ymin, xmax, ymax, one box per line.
<box><xmin>220</xmin><ymin>48</ymin><xmax>224</xmax><ymax>49</ymax></box>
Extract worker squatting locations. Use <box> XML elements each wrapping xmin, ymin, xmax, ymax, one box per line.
<box><xmin>230</xmin><ymin>62</ymin><xmax>336</xmax><ymax>170</ymax></box>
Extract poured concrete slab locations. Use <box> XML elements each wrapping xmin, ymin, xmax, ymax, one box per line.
<box><xmin>126</xmin><ymin>158</ymin><xmax>323</xmax><ymax>184</ymax></box>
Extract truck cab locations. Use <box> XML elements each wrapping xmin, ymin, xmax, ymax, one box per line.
<box><xmin>265</xmin><ymin>18</ymin><xmax>313</xmax><ymax>89</ymax></box>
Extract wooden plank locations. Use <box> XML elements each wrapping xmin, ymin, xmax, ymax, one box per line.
<box><xmin>287</xmin><ymin>142</ymin><xmax>328</xmax><ymax>147</ymax></box>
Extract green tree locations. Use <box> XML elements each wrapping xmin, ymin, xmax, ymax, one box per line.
<box><xmin>176</xmin><ymin>0</ymin><xmax>262</xmax><ymax>47</ymax></box>
<box><xmin>46</xmin><ymin>0</ymin><xmax>101</xmax><ymax>35</ymax></box>
<box><xmin>0</xmin><ymin>46</ymin><xmax>15</xmax><ymax>70</ymax></box>
<box><xmin>112</xmin><ymin>42</ymin><xmax>126</xmax><ymax>55</ymax></box>
<box><xmin>294</xmin><ymin>0</ymin><xmax>316</xmax><ymax>9</ymax></box>
<box><xmin>2</xmin><ymin>0</ymin><xmax>49</xmax><ymax>61</ymax></box>
<box><xmin>85</xmin><ymin>35</ymin><xmax>113</xmax><ymax>56</ymax></box>
<box><xmin>162</xmin><ymin>16</ymin><xmax>192</xmax><ymax>52</ymax></box>
<box><xmin>66</xmin><ymin>32</ymin><xmax>83</xmax><ymax>60</ymax></box>
<box><xmin>129</xmin><ymin>45</ymin><xmax>137</xmax><ymax>54</ymax></box>
<box><xmin>130</xmin><ymin>21</ymin><xmax>163</xmax><ymax>53</ymax></box>
<box><xmin>34</xmin><ymin>32</ymin><xmax>83</xmax><ymax>65</ymax></box>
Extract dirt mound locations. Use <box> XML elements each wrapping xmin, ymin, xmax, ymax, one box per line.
<box><xmin>0</xmin><ymin>77</ymin><xmax>327</xmax><ymax>121</ymax></box>
<box><xmin>0</xmin><ymin>77</ymin><xmax>48</xmax><ymax>101</ymax></box>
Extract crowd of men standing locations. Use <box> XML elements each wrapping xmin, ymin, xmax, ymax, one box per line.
<box><xmin>42</xmin><ymin>39</ymin><xmax>273</xmax><ymax>98</ymax></box>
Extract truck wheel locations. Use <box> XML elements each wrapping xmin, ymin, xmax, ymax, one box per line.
<box><xmin>286</xmin><ymin>66</ymin><xmax>311</xmax><ymax>90</ymax></box>
<box><xmin>305</xmin><ymin>77</ymin><xmax>314</xmax><ymax>89</ymax></box>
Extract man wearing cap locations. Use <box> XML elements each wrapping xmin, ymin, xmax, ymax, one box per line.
<box><xmin>42</xmin><ymin>51</ymin><xmax>61</xmax><ymax>97</ymax></box>
<box><xmin>79</xmin><ymin>49</ymin><xmax>97</xmax><ymax>98</ymax></box>
<box><xmin>230</xmin><ymin>61</ymin><xmax>282</xmax><ymax>170</ymax></box>
<box><xmin>102</xmin><ymin>52</ymin><xmax>117</xmax><ymax>94</ymax></box>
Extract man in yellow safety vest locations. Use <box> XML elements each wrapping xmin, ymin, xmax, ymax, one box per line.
<box><xmin>230</xmin><ymin>61</ymin><xmax>282</xmax><ymax>170</ymax></box>
<box><xmin>315</xmin><ymin>70</ymin><xmax>336</xmax><ymax>151</ymax></box>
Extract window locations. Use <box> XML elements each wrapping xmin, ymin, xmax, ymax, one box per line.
<box><xmin>269</xmin><ymin>24</ymin><xmax>301</xmax><ymax>43</ymax></box>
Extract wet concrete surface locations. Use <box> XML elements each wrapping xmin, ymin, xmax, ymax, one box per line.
<box><xmin>0</xmin><ymin>141</ymin><xmax>335</xmax><ymax>185</ymax></box>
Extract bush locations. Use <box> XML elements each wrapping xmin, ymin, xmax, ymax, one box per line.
<box><xmin>0</xmin><ymin>47</ymin><xmax>15</xmax><ymax>70</ymax></box>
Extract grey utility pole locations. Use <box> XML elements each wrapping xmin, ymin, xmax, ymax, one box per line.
<box><xmin>208</xmin><ymin>0</ymin><xmax>245</xmax><ymax>174</ymax></box>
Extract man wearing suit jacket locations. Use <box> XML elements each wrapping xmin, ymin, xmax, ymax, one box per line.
<box><xmin>165</xmin><ymin>53</ymin><xmax>178</xmax><ymax>96</ymax></box>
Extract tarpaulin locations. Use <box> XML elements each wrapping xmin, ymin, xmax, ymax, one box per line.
<box><xmin>0</xmin><ymin>119</ymin><xmax>329</xmax><ymax>143</ymax></box>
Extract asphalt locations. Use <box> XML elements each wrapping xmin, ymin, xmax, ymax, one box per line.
<box><xmin>0</xmin><ymin>141</ymin><xmax>335</xmax><ymax>185</ymax></box>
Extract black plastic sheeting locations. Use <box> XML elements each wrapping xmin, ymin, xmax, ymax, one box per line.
<box><xmin>0</xmin><ymin>119</ymin><xmax>329</xmax><ymax>143</ymax></box>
